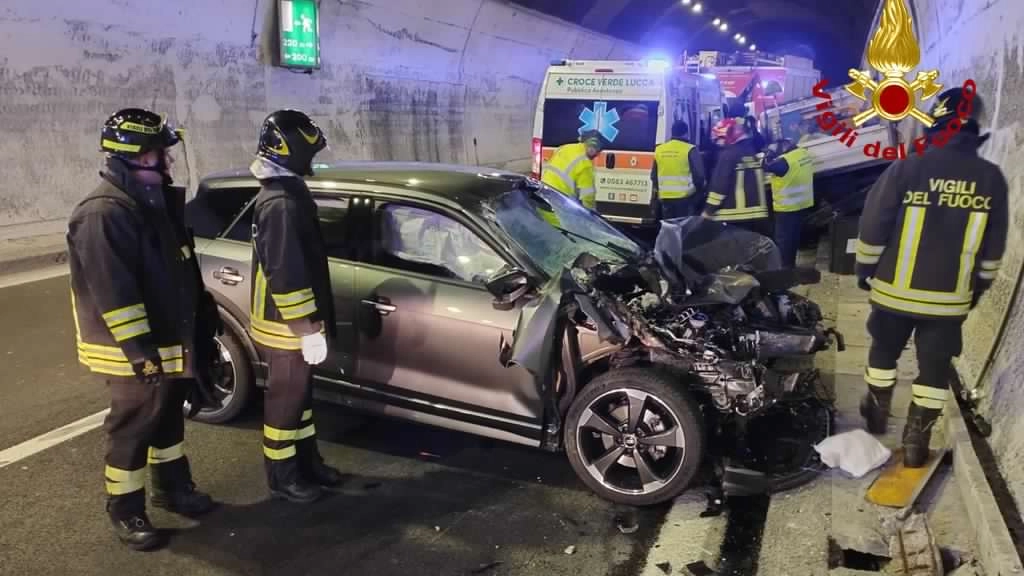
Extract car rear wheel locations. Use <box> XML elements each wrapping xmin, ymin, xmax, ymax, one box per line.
<box><xmin>564</xmin><ymin>367</ymin><xmax>704</xmax><ymax>506</ymax></box>
<box><xmin>184</xmin><ymin>320</ymin><xmax>253</xmax><ymax>424</ymax></box>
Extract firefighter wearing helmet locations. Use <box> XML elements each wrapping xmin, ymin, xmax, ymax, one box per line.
<box><xmin>248</xmin><ymin>109</ymin><xmax>343</xmax><ymax>503</ymax></box>
<box><xmin>700</xmin><ymin>119</ymin><xmax>772</xmax><ymax>237</ymax></box>
<box><xmin>855</xmin><ymin>85</ymin><xmax>1008</xmax><ymax>467</ymax></box>
<box><xmin>66</xmin><ymin>108</ymin><xmax>221</xmax><ymax>550</ymax></box>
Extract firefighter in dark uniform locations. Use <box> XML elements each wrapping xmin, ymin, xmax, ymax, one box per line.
<box><xmin>67</xmin><ymin>108</ymin><xmax>219</xmax><ymax>550</ymax></box>
<box><xmin>700</xmin><ymin>120</ymin><xmax>772</xmax><ymax>237</ymax></box>
<box><xmin>856</xmin><ymin>87</ymin><xmax>1008</xmax><ymax>467</ymax></box>
<box><xmin>249</xmin><ymin>109</ymin><xmax>343</xmax><ymax>503</ymax></box>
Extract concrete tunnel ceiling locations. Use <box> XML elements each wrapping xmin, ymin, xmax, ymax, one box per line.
<box><xmin>510</xmin><ymin>0</ymin><xmax>880</xmax><ymax>79</ymax></box>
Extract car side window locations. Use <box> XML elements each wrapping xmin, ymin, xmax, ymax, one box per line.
<box><xmin>315</xmin><ymin>196</ymin><xmax>355</xmax><ymax>261</ymax></box>
<box><xmin>223</xmin><ymin>200</ymin><xmax>256</xmax><ymax>242</ymax></box>
<box><xmin>186</xmin><ymin>185</ymin><xmax>258</xmax><ymax>240</ymax></box>
<box><xmin>373</xmin><ymin>203</ymin><xmax>506</xmax><ymax>285</ymax></box>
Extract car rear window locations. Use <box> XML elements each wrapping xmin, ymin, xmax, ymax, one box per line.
<box><xmin>541</xmin><ymin>98</ymin><xmax>659</xmax><ymax>152</ymax></box>
<box><xmin>185</xmin><ymin>182</ymin><xmax>258</xmax><ymax>240</ymax></box>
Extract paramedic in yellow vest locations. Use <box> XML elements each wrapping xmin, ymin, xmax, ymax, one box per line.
<box><xmin>765</xmin><ymin>139</ymin><xmax>815</xmax><ymax>267</ymax></box>
<box><xmin>652</xmin><ymin>120</ymin><xmax>706</xmax><ymax>219</ymax></box>
<box><xmin>542</xmin><ymin>130</ymin><xmax>603</xmax><ymax>210</ymax></box>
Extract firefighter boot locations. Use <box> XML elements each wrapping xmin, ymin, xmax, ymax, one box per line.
<box><xmin>903</xmin><ymin>403</ymin><xmax>942</xmax><ymax>468</ymax></box>
<box><xmin>297</xmin><ymin>438</ymin><xmax>345</xmax><ymax>487</ymax></box>
<box><xmin>266</xmin><ymin>458</ymin><xmax>322</xmax><ymax>504</ymax></box>
<box><xmin>859</xmin><ymin>384</ymin><xmax>893</xmax><ymax>435</ymax></box>
<box><xmin>151</xmin><ymin>457</ymin><xmax>216</xmax><ymax>517</ymax></box>
<box><xmin>107</xmin><ymin>494</ymin><xmax>164</xmax><ymax>551</ymax></box>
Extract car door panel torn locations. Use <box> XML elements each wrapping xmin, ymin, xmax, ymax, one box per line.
<box><xmin>498</xmin><ymin>215</ymin><xmax>842</xmax><ymax>504</ymax></box>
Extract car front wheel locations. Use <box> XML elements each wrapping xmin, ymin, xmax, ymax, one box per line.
<box><xmin>564</xmin><ymin>367</ymin><xmax>704</xmax><ymax>506</ymax></box>
<box><xmin>183</xmin><ymin>319</ymin><xmax>253</xmax><ymax>424</ymax></box>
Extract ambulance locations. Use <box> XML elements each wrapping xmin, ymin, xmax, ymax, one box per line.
<box><xmin>531</xmin><ymin>59</ymin><xmax>725</xmax><ymax>226</ymax></box>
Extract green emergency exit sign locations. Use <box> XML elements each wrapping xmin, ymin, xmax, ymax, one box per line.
<box><xmin>278</xmin><ymin>0</ymin><xmax>320</xmax><ymax>70</ymax></box>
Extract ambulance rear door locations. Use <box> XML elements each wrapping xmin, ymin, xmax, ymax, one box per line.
<box><xmin>538</xmin><ymin>61</ymin><xmax>666</xmax><ymax>226</ymax></box>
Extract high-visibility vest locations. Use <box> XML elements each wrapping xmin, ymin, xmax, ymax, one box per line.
<box><xmin>654</xmin><ymin>140</ymin><xmax>696</xmax><ymax>200</ymax></box>
<box><xmin>541</xmin><ymin>142</ymin><xmax>597</xmax><ymax>209</ymax></box>
<box><xmin>769</xmin><ymin>147</ymin><xmax>815</xmax><ymax>212</ymax></box>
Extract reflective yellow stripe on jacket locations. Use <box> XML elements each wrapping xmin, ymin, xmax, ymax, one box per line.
<box><xmin>654</xmin><ymin>140</ymin><xmax>695</xmax><ymax>200</ymax></box>
<box><xmin>249</xmin><ymin>263</ymin><xmax>303</xmax><ymax>351</ymax></box>
<box><xmin>70</xmin><ymin>293</ymin><xmax>185</xmax><ymax>376</ymax></box>
<box><xmin>542</xmin><ymin>143</ymin><xmax>596</xmax><ymax>209</ymax></box>
<box><xmin>868</xmin><ymin>208</ymin><xmax>986</xmax><ymax>317</ymax></box>
<box><xmin>770</xmin><ymin>148</ymin><xmax>815</xmax><ymax>212</ymax></box>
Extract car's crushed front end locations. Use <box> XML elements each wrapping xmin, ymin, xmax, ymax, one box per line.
<box><xmin>501</xmin><ymin>214</ymin><xmax>844</xmax><ymax>500</ymax></box>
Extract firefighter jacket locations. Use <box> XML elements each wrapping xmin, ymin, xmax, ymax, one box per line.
<box><xmin>768</xmin><ymin>147</ymin><xmax>815</xmax><ymax>212</ymax></box>
<box><xmin>541</xmin><ymin>143</ymin><xmax>597</xmax><ymax>209</ymax></box>
<box><xmin>855</xmin><ymin>133</ymin><xmax>1008</xmax><ymax>319</ymax></box>
<box><xmin>249</xmin><ymin>175</ymin><xmax>336</xmax><ymax>351</ymax></box>
<box><xmin>653</xmin><ymin>140</ymin><xmax>700</xmax><ymax>200</ymax></box>
<box><xmin>703</xmin><ymin>138</ymin><xmax>769</xmax><ymax>222</ymax></box>
<box><xmin>67</xmin><ymin>168</ymin><xmax>200</xmax><ymax>378</ymax></box>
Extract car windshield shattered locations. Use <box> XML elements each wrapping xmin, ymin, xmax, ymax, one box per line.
<box><xmin>488</xmin><ymin>183</ymin><xmax>643</xmax><ymax>277</ymax></box>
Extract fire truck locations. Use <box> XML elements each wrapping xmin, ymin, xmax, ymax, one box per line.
<box><xmin>684</xmin><ymin>50</ymin><xmax>822</xmax><ymax>118</ymax></box>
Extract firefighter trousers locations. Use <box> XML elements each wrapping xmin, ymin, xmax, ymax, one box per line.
<box><xmin>864</xmin><ymin>308</ymin><xmax>964</xmax><ymax>410</ymax></box>
<box><xmin>261</xmin><ymin>349</ymin><xmax>326</xmax><ymax>486</ymax></box>
<box><xmin>102</xmin><ymin>376</ymin><xmax>194</xmax><ymax>519</ymax></box>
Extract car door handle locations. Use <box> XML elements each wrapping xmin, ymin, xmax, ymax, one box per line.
<box><xmin>361</xmin><ymin>299</ymin><xmax>397</xmax><ymax>315</ymax></box>
<box><xmin>213</xmin><ymin>266</ymin><xmax>244</xmax><ymax>286</ymax></box>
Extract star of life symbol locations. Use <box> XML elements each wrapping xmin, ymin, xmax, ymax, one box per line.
<box><xmin>844</xmin><ymin>0</ymin><xmax>942</xmax><ymax>127</ymax></box>
<box><xmin>579</xmin><ymin>101</ymin><xmax>620</xmax><ymax>142</ymax></box>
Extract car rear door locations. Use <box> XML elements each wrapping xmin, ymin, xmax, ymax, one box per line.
<box><xmin>189</xmin><ymin>183</ymin><xmax>361</xmax><ymax>378</ymax></box>
<box><xmin>352</xmin><ymin>196</ymin><xmax>544</xmax><ymax>438</ymax></box>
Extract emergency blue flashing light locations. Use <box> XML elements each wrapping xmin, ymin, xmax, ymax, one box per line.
<box><xmin>647</xmin><ymin>59</ymin><xmax>670</xmax><ymax>72</ymax></box>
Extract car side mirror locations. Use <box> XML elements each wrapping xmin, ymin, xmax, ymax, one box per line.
<box><xmin>485</xmin><ymin>268</ymin><xmax>531</xmax><ymax>311</ymax></box>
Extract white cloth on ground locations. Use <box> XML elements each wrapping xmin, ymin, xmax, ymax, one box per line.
<box><xmin>813</xmin><ymin>429</ymin><xmax>892</xmax><ymax>478</ymax></box>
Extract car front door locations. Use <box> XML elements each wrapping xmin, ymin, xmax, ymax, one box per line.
<box><xmin>353</xmin><ymin>198</ymin><xmax>543</xmax><ymax>437</ymax></box>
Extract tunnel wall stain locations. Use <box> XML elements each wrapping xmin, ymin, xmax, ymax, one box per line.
<box><xmin>0</xmin><ymin>0</ymin><xmax>641</xmax><ymax>239</ymax></box>
<box><xmin>863</xmin><ymin>0</ymin><xmax>1024</xmax><ymax>518</ymax></box>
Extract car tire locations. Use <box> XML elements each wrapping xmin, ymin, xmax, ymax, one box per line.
<box><xmin>564</xmin><ymin>367</ymin><xmax>704</xmax><ymax>507</ymax></box>
<box><xmin>185</xmin><ymin>319</ymin><xmax>254</xmax><ymax>425</ymax></box>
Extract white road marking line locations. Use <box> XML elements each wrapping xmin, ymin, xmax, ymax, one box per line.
<box><xmin>0</xmin><ymin>264</ymin><xmax>69</xmax><ymax>289</ymax></box>
<box><xmin>0</xmin><ymin>409</ymin><xmax>109</xmax><ymax>469</ymax></box>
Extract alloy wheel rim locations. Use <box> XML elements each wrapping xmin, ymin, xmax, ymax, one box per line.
<box><xmin>576</xmin><ymin>388</ymin><xmax>687</xmax><ymax>496</ymax></box>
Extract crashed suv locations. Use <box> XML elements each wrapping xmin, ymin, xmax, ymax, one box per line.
<box><xmin>187</xmin><ymin>163</ymin><xmax>841</xmax><ymax>507</ymax></box>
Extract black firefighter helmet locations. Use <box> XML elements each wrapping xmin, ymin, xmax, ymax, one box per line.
<box><xmin>256</xmin><ymin>109</ymin><xmax>327</xmax><ymax>176</ymax></box>
<box><xmin>100</xmin><ymin>108</ymin><xmax>181</xmax><ymax>159</ymax></box>
<box><xmin>927</xmin><ymin>86</ymin><xmax>984</xmax><ymax>136</ymax></box>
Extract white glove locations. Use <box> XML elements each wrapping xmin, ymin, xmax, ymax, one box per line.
<box><xmin>300</xmin><ymin>331</ymin><xmax>328</xmax><ymax>365</ymax></box>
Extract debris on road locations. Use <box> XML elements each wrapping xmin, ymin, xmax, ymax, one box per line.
<box><xmin>564</xmin><ymin>545</ymin><xmax>576</xmax><ymax>555</ymax></box>
<box><xmin>684</xmin><ymin>560</ymin><xmax>717</xmax><ymax>575</ymax></box>
<box><xmin>813</xmin><ymin>429</ymin><xmax>891</xmax><ymax>478</ymax></box>
<box><xmin>889</xmin><ymin>514</ymin><xmax>943</xmax><ymax>575</ymax></box>
<box><xmin>655</xmin><ymin>561</ymin><xmax>672</xmax><ymax>574</ymax></box>
<box><xmin>831</xmin><ymin>521</ymin><xmax>890</xmax><ymax>559</ymax></box>
<box><xmin>469</xmin><ymin>561</ymin><xmax>503</xmax><ymax>574</ymax></box>
<box><xmin>615</xmin><ymin>511</ymin><xmax>639</xmax><ymax>534</ymax></box>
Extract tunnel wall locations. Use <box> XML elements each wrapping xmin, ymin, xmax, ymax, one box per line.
<box><xmin>863</xmin><ymin>0</ymin><xmax>1024</xmax><ymax>513</ymax></box>
<box><xmin>0</xmin><ymin>0</ymin><xmax>641</xmax><ymax>240</ymax></box>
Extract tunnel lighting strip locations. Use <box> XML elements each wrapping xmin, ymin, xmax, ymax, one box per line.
<box><xmin>682</xmin><ymin>0</ymin><xmax>756</xmax><ymax>51</ymax></box>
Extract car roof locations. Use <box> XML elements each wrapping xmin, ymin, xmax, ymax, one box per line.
<box><xmin>199</xmin><ymin>161</ymin><xmax>532</xmax><ymax>210</ymax></box>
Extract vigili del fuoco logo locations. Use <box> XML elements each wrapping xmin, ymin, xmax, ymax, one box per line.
<box><xmin>810</xmin><ymin>0</ymin><xmax>977</xmax><ymax>160</ymax></box>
